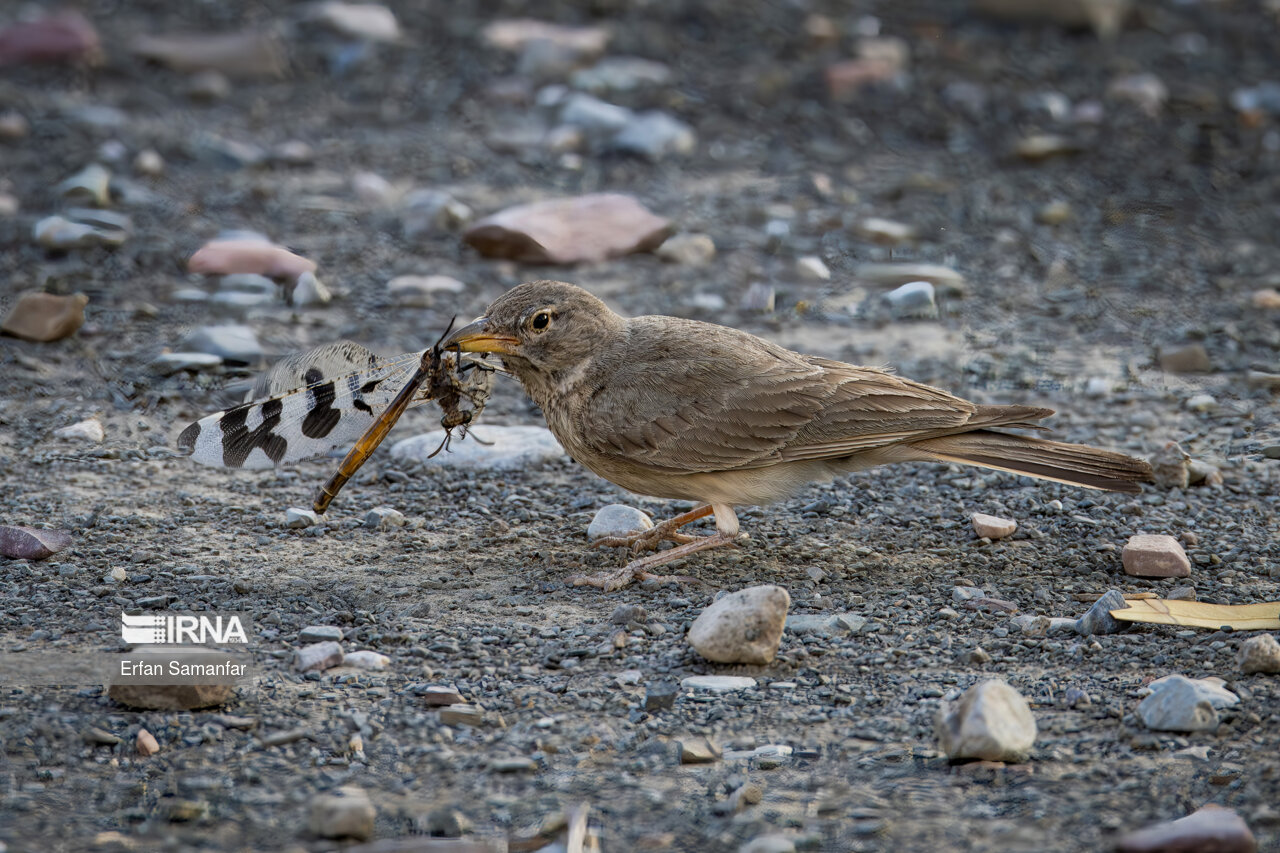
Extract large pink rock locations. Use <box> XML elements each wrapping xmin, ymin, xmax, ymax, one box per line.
<box><xmin>464</xmin><ymin>194</ymin><xmax>672</xmax><ymax>265</ymax></box>
<box><xmin>1122</xmin><ymin>534</ymin><xmax>1191</xmax><ymax>578</ymax></box>
<box><xmin>188</xmin><ymin>240</ymin><xmax>316</xmax><ymax>280</ymax></box>
<box><xmin>0</xmin><ymin>526</ymin><xmax>73</xmax><ymax>560</ymax></box>
<box><xmin>0</xmin><ymin>13</ymin><xmax>100</xmax><ymax>66</ymax></box>
<box><xmin>1116</xmin><ymin>805</ymin><xmax>1256</xmax><ymax>853</ymax></box>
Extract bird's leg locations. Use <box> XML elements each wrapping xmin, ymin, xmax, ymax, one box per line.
<box><xmin>592</xmin><ymin>503</ymin><xmax>713</xmax><ymax>553</ymax></box>
<box><xmin>569</xmin><ymin>505</ymin><xmax>741</xmax><ymax>592</ymax></box>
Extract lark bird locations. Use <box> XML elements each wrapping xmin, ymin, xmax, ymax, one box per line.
<box><xmin>442</xmin><ymin>281</ymin><xmax>1153</xmax><ymax>591</ymax></box>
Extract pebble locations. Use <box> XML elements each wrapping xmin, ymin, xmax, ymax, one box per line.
<box><xmin>1116</xmin><ymin>805</ymin><xmax>1256</xmax><ymax>853</ymax></box>
<box><xmin>784</xmin><ymin>613</ymin><xmax>867</xmax><ymax>636</ymax></box>
<box><xmin>856</xmin><ymin>262</ymin><xmax>966</xmax><ymax>296</ymax></box>
<box><xmin>294</xmin><ymin>641</ymin><xmax>344</xmax><ymax>672</ymax></box>
<box><xmin>688</xmin><ymin>585</ymin><xmax>790</xmax><ymax>664</ymax></box>
<box><xmin>2</xmin><ymin>292</ymin><xmax>89</xmax><ymax>342</ymax></box>
<box><xmin>307</xmin><ymin>786</ymin><xmax>375</xmax><ymax>841</ymax></box>
<box><xmin>935</xmin><ymin>679</ymin><xmax>1037</xmax><ymax>762</ymax></box>
<box><xmin>587</xmin><ymin>504</ymin><xmax>652</xmax><ymax>542</ymax></box>
<box><xmin>387</xmin><ymin>274</ymin><xmax>466</xmax><ymax>307</ymax></box>
<box><xmin>463</xmin><ymin>194</ymin><xmax>672</xmax><ymax>265</ymax></box>
<box><xmin>679</xmin><ymin>736</ymin><xmax>722</xmax><ymax>764</ymax></box>
<box><xmin>107</xmin><ymin>683</ymin><xmax>233</xmax><ymax>711</ymax></box>
<box><xmin>391</xmin><ymin>425</ymin><xmax>566</xmax><ymax>471</ymax></box>
<box><xmin>741</xmin><ymin>282</ymin><xmax>776</xmax><ymax>313</ymax></box>
<box><xmin>482</xmin><ymin>19</ymin><xmax>611</xmax><ymax>59</ymax></box>
<box><xmin>54</xmin><ymin>417</ymin><xmax>105</xmax><ymax>444</ymax></box>
<box><xmin>740</xmin><ymin>836</ymin><xmax>796</xmax><ymax>853</ymax></box>
<box><xmin>644</xmin><ymin>681</ymin><xmax>679</xmax><ymax>711</ymax></box>
<box><xmin>1075</xmin><ymin>589</ymin><xmax>1130</xmax><ymax>635</ymax></box>
<box><xmin>557</xmin><ymin>92</ymin><xmax>634</xmax><ymax>134</ymax></box>
<box><xmin>180</xmin><ymin>325</ymin><xmax>263</xmax><ymax>366</ymax></box>
<box><xmin>971</xmin><ymin>512</ymin><xmax>1017</xmax><ymax>540</ymax></box>
<box><xmin>34</xmin><ymin>215</ymin><xmax>128</xmax><ymax>250</ymax></box>
<box><xmin>1014</xmin><ymin>134</ymin><xmax>1079</xmax><ymax>161</ymax></box>
<box><xmin>1252</xmin><ymin>288</ymin><xmax>1280</xmax><ymax>310</ymax></box>
<box><xmin>0</xmin><ymin>111</ymin><xmax>30</xmax><ymax>139</ymax></box>
<box><xmin>681</xmin><ymin>675</ymin><xmax>757</xmax><ymax>692</ymax></box>
<box><xmin>365</xmin><ymin>505</ymin><xmax>406</xmax><ymax>529</ymax></box>
<box><xmin>491</xmin><ymin>756</ymin><xmax>536</xmax><ymax>772</ymax></box>
<box><xmin>186</xmin><ymin>69</ymin><xmax>231</xmax><ymax>101</ymax></box>
<box><xmin>656</xmin><ymin>233</ymin><xmax>716</xmax><ymax>267</ymax></box>
<box><xmin>401</xmin><ymin>189</ymin><xmax>473</xmax><ymax>236</ymax></box>
<box><xmin>1158</xmin><ymin>343</ymin><xmax>1211</xmax><ymax>373</ymax></box>
<box><xmin>1122</xmin><ymin>534</ymin><xmax>1191</xmax><ymax>578</ymax></box>
<box><xmin>299</xmin><ymin>625</ymin><xmax>343</xmax><ymax>643</ymax></box>
<box><xmin>57</xmin><ymin>163</ymin><xmax>112</xmax><ymax>207</ymax></box>
<box><xmin>439</xmin><ymin>704</ymin><xmax>484</xmax><ymax>726</ymax></box>
<box><xmin>315</xmin><ymin>2</ymin><xmax>402</xmax><ymax>42</ymax></box>
<box><xmin>883</xmin><ymin>280</ymin><xmax>936</xmax><ymax>317</ymax></box>
<box><xmin>611</xmin><ymin>111</ymin><xmax>696</xmax><ymax>160</ymax></box>
<box><xmin>1238</xmin><ymin>634</ymin><xmax>1280</xmax><ymax>674</ymax></box>
<box><xmin>422</xmin><ymin>686</ymin><xmax>465</xmax><ymax>706</ymax></box>
<box><xmin>291</xmin><ymin>271</ymin><xmax>332</xmax><ymax>307</ymax></box>
<box><xmin>136</xmin><ymin>728</ymin><xmax>160</xmax><ymax>756</ymax></box>
<box><xmin>133</xmin><ymin>149</ymin><xmax>164</xmax><ymax>176</ymax></box>
<box><xmin>853</xmin><ymin>217</ymin><xmax>916</xmax><ymax>245</ymax></box>
<box><xmin>794</xmin><ymin>256</ymin><xmax>831</xmax><ymax>281</ymax></box>
<box><xmin>188</xmin><ymin>239</ymin><xmax>317</xmax><ymax>281</ymax></box>
<box><xmin>343</xmin><ymin>650</ymin><xmax>390</xmax><ymax>670</ymax></box>
<box><xmin>1107</xmin><ymin>72</ymin><xmax>1168</xmax><ymax>117</ymax></box>
<box><xmin>352</xmin><ymin>170</ymin><xmax>396</xmax><ymax>206</ymax></box>
<box><xmin>286</xmin><ymin>507</ymin><xmax>319</xmax><ymax>529</ymax></box>
<box><xmin>571</xmin><ymin>57</ymin><xmax>672</xmax><ymax>93</ymax></box>
<box><xmin>0</xmin><ymin>525</ymin><xmax>73</xmax><ymax>560</ymax></box>
<box><xmin>1138</xmin><ymin>675</ymin><xmax>1237</xmax><ymax>732</ymax></box>
<box><xmin>1185</xmin><ymin>394</ymin><xmax>1216</xmax><ymax>413</ymax></box>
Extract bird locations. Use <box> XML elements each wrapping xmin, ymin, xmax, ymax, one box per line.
<box><xmin>442</xmin><ymin>280</ymin><xmax>1153</xmax><ymax>591</ymax></box>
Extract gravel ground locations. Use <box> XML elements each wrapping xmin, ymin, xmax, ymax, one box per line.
<box><xmin>1</xmin><ymin>1</ymin><xmax>1278</xmax><ymax>851</ymax></box>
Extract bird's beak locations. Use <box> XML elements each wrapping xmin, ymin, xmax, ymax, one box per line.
<box><xmin>441</xmin><ymin>317</ymin><xmax>520</xmax><ymax>355</ymax></box>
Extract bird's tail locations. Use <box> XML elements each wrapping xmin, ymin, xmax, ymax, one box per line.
<box><xmin>910</xmin><ymin>430</ymin><xmax>1153</xmax><ymax>494</ymax></box>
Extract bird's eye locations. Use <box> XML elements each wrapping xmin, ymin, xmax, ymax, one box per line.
<box><xmin>531</xmin><ymin>311</ymin><xmax>552</xmax><ymax>331</ymax></box>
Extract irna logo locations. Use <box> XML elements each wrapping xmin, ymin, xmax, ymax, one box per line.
<box><xmin>121</xmin><ymin>612</ymin><xmax>250</xmax><ymax>645</ymax></box>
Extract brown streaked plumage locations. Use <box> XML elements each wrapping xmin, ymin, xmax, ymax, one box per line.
<box><xmin>443</xmin><ymin>280</ymin><xmax>1153</xmax><ymax>591</ymax></box>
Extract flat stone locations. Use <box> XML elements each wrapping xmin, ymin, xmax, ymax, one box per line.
<box><xmin>107</xmin><ymin>683</ymin><xmax>233</xmax><ymax>711</ymax></box>
<box><xmin>422</xmin><ymin>686</ymin><xmax>465</xmax><ymax>706</ymax></box>
<box><xmin>1159</xmin><ymin>343</ymin><xmax>1212</xmax><ymax>373</ymax></box>
<box><xmin>0</xmin><ymin>525</ymin><xmax>73</xmax><ymax>560</ymax></box>
<box><xmin>463</xmin><ymin>194</ymin><xmax>672</xmax><ymax>265</ymax></box>
<box><xmin>387</xmin><ymin>274</ymin><xmax>466</xmax><ymax>307</ymax></box>
<box><xmin>2</xmin><ymin>292</ymin><xmax>88</xmax><ymax>342</ymax></box>
<box><xmin>299</xmin><ymin>625</ymin><xmax>343</xmax><ymax>643</ymax></box>
<box><xmin>1122</xmin><ymin>534</ymin><xmax>1191</xmax><ymax>578</ymax></box>
<box><xmin>130</xmin><ymin>29</ymin><xmax>284</xmax><ymax>79</ymax></box>
<box><xmin>688</xmin><ymin>585</ymin><xmax>790</xmax><ymax>664</ymax></box>
<box><xmin>971</xmin><ymin>512</ymin><xmax>1017</xmax><ymax>540</ymax></box>
<box><xmin>1076</xmin><ymin>589</ymin><xmax>1130</xmax><ymax>635</ymax></box>
<box><xmin>1117</xmin><ymin>805</ymin><xmax>1257</xmax><ymax>853</ymax></box>
<box><xmin>681</xmin><ymin>675</ymin><xmax>757</xmax><ymax>692</ymax></box>
<box><xmin>482</xmin><ymin>19</ymin><xmax>610</xmax><ymax>58</ymax></box>
<box><xmin>391</xmin><ymin>425</ymin><xmax>566</xmax><ymax>471</ymax></box>
<box><xmin>587</xmin><ymin>504</ymin><xmax>652</xmax><ymax>541</ymax></box>
<box><xmin>152</xmin><ymin>352</ymin><xmax>223</xmax><ymax>374</ymax></box>
<box><xmin>180</xmin><ymin>325</ymin><xmax>263</xmax><ymax>366</ymax></box>
<box><xmin>1238</xmin><ymin>634</ymin><xmax>1280</xmax><ymax>674</ymax></box>
<box><xmin>286</xmin><ymin>507</ymin><xmax>319</xmax><ymax>529</ymax></box>
<box><xmin>679</xmin><ymin>736</ymin><xmax>722</xmax><ymax>764</ymax></box>
<box><xmin>936</xmin><ymin>679</ymin><xmax>1037</xmax><ymax>762</ymax></box>
<box><xmin>784</xmin><ymin>613</ymin><xmax>867</xmax><ymax>636</ymax></box>
<box><xmin>315</xmin><ymin>2</ymin><xmax>401</xmax><ymax>42</ymax></box>
<box><xmin>490</xmin><ymin>756</ymin><xmax>537</xmax><ymax>772</ymax></box>
<box><xmin>294</xmin><ymin>641</ymin><xmax>344</xmax><ymax>672</ymax></box>
<box><xmin>34</xmin><ymin>214</ymin><xmax>129</xmax><ymax>249</ymax></box>
<box><xmin>439</xmin><ymin>704</ymin><xmax>484</xmax><ymax>726</ymax></box>
<box><xmin>342</xmin><ymin>650</ymin><xmax>390</xmax><ymax>670</ymax></box>
<box><xmin>656</xmin><ymin>232</ymin><xmax>716</xmax><ymax>267</ymax></box>
<box><xmin>188</xmin><ymin>239</ymin><xmax>315</xmax><ymax>280</ymax></box>
<box><xmin>53</xmin><ymin>417</ymin><xmax>104</xmax><ymax>443</ymax></box>
<box><xmin>307</xmin><ymin>786</ymin><xmax>375</xmax><ymax>841</ymax></box>
<box><xmin>854</xmin><ymin>217</ymin><xmax>916</xmax><ymax>245</ymax></box>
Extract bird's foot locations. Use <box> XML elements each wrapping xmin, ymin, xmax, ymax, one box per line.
<box><xmin>568</xmin><ymin>531</ymin><xmax>738</xmax><ymax>592</ymax></box>
<box><xmin>591</xmin><ymin>504</ymin><xmax>713</xmax><ymax>554</ymax></box>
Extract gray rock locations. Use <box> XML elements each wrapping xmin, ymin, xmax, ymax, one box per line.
<box><xmin>1137</xmin><ymin>675</ymin><xmax>1227</xmax><ymax>732</ymax></box>
<box><xmin>1239</xmin><ymin>634</ymin><xmax>1280</xmax><ymax>674</ymax></box>
<box><xmin>688</xmin><ymin>585</ymin><xmax>790</xmax><ymax>664</ymax></box>
<box><xmin>681</xmin><ymin>675</ymin><xmax>757</xmax><ymax>692</ymax></box>
<box><xmin>611</xmin><ymin>111</ymin><xmax>696</xmax><ymax>160</ymax></box>
<box><xmin>587</xmin><ymin>504</ymin><xmax>652</xmax><ymax>542</ymax></box>
<box><xmin>391</xmin><ymin>425</ymin><xmax>566</xmax><ymax>471</ymax></box>
<box><xmin>936</xmin><ymin>679</ymin><xmax>1037</xmax><ymax>762</ymax></box>
<box><xmin>1075</xmin><ymin>589</ymin><xmax>1130</xmax><ymax>635</ymax></box>
<box><xmin>570</xmin><ymin>56</ymin><xmax>672</xmax><ymax>93</ymax></box>
<box><xmin>307</xmin><ymin>786</ymin><xmax>375</xmax><ymax>841</ymax></box>
<box><xmin>784</xmin><ymin>613</ymin><xmax>867</xmax><ymax>636</ymax></box>
<box><xmin>559</xmin><ymin>92</ymin><xmax>633</xmax><ymax>133</ymax></box>
<box><xmin>299</xmin><ymin>625</ymin><xmax>343</xmax><ymax>643</ymax></box>
<box><xmin>285</xmin><ymin>507</ymin><xmax>318</xmax><ymax>529</ymax></box>
<box><xmin>294</xmin><ymin>641</ymin><xmax>344</xmax><ymax>672</ymax></box>
<box><xmin>180</xmin><ymin>325</ymin><xmax>263</xmax><ymax>367</ymax></box>
<box><xmin>883</xmin><ymin>280</ymin><xmax>936</xmax><ymax>317</ymax></box>
<box><xmin>644</xmin><ymin>680</ymin><xmax>679</xmax><ymax>711</ymax></box>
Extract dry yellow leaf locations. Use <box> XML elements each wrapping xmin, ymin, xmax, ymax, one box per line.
<box><xmin>1110</xmin><ymin>598</ymin><xmax>1280</xmax><ymax>631</ymax></box>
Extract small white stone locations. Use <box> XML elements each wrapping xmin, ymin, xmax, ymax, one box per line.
<box><xmin>342</xmin><ymin>650</ymin><xmax>390</xmax><ymax>670</ymax></box>
<box><xmin>936</xmin><ymin>679</ymin><xmax>1037</xmax><ymax>762</ymax></box>
<box><xmin>794</xmin><ymin>255</ymin><xmax>831</xmax><ymax>281</ymax></box>
<box><xmin>1185</xmin><ymin>393</ymin><xmax>1216</xmax><ymax>412</ymax></box>
<box><xmin>884</xmin><ymin>280</ymin><xmax>936</xmax><ymax>317</ymax></box>
<box><xmin>971</xmin><ymin>512</ymin><xmax>1017</xmax><ymax>540</ymax></box>
<box><xmin>387</xmin><ymin>274</ymin><xmax>466</xmax><ymax>307</ymax></box>
<box><xmin>307</xmin><ymin>785</ymin><xmax>375</xmax><ymax>841</ymax></box>
<box><xmin>54</xmin><ymin>417</ymin><xmax>104</xmax><ymax>444</ymax></box>
<box><xmin>1138</xmin><ymin>675</ymin><xmax>1231</xmax><ymax>732</ymax></box>
<box><xmin>365</xmin><ymin>505</ymin><xmax>406</xmax><ymax>529</ymax></box>
<box><xmin>656</xmin><ymin>232</ymin><xmax>716</xmax><ymax>267</ymax></box>
<box><xmin>133</xmin><ymin>149</ymin><xmax>164</xmax><ymax>176</ymax></box>
<box><xmin>681</xmin><ymin>675</ymin><xmax>757</xmax><ymax>692</ymax></box>
<box><xmin>587</xmin><ymin>504</ymin><xmax>652</xmax><ymax>542</ymax></box>
<box><xmin>1239</xmin><ymin>634</ymin><xmax>1280</xmax><ymax>674</ymax></box>
<box><xmin>108</xmin><ymin>566</ymin><xmax>127</xmax><ymax>583</ymax></box>
<box><xmin>853</xmin><ymin>216</ymin><xmax>916</xmax><ymax>244</ymax></box>
<box><xmin>1084</xmin><ymin>377</ymin><xmax>1112</xmax><ymax>397</ymax></box>
<box><xmin>316</xmin><ymin>1</ymin><xmax>402</xmax><ymax>42</ymax></box>
<box><xmin>352</xmin><ymin>171</ymin><xmax>396</xmax><ymax>206</ymax></box>
<box><xmin>286</xmin><ymin>507</ymin><xmax>319</xmax><ymax>529</ymax></box>
<box><xmin>291</xmin><ymin>271</ymin><xmax>331</xmax><ymax>307</ymax></box>
<box><xmin>688</xmin><ymin>585</ymin><xmax>790</xmax><ymax>665</ymax></box>
<box><xmin>294</xmin><ymin>641</ymin><xmax>344</xmax><ymax>672</ymax></box>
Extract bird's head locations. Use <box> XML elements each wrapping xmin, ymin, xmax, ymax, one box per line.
<box><xmin>442</xmin><ymin>280</ymin><xmax>625</xmax><ymax>393</ymax></box>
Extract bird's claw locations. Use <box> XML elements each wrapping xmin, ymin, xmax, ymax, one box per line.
<box><xmin>593</xmin><ymin>525</ymin><xmax>696</xmax><ymax>554</ymax></box>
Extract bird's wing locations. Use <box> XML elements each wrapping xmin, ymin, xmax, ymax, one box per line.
<box><xmin>576</xmin><ymin>321</ymin><xmax>1026</xmax><ymax>474</ymax></box>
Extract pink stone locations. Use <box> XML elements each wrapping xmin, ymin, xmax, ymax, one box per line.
<box><xmin>1122</xmin><ymin>534</ymin><xmax>1191</xmax><ymax>578</ymax></box>
<box><xmin>188</xmin><ymin>240</ymin><xmax>316</xmax><ymax>280</ymax></box>
<box><xmin>971</xmin><ymin>513</ymin><xmax>1017</xmax><ymax>540</ymax></box>
<box><xmin>464</xmin><ymin>194</ymin><xmax>672</xmax><ymax>265</ymax></box>
<box><xmin>0</xmin><ymin>13</ymin><xmax>100</xmax><ymax>67</ymax></box>
<box><xmin>1116</xmin><ymin>805</ymin><xmax>1256</xmax><ymax>853</ymax></box>
<box><xmin>0</xmin><ymin>525</ymin><xmax>73</xmax><ymax>560</ymax></box>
